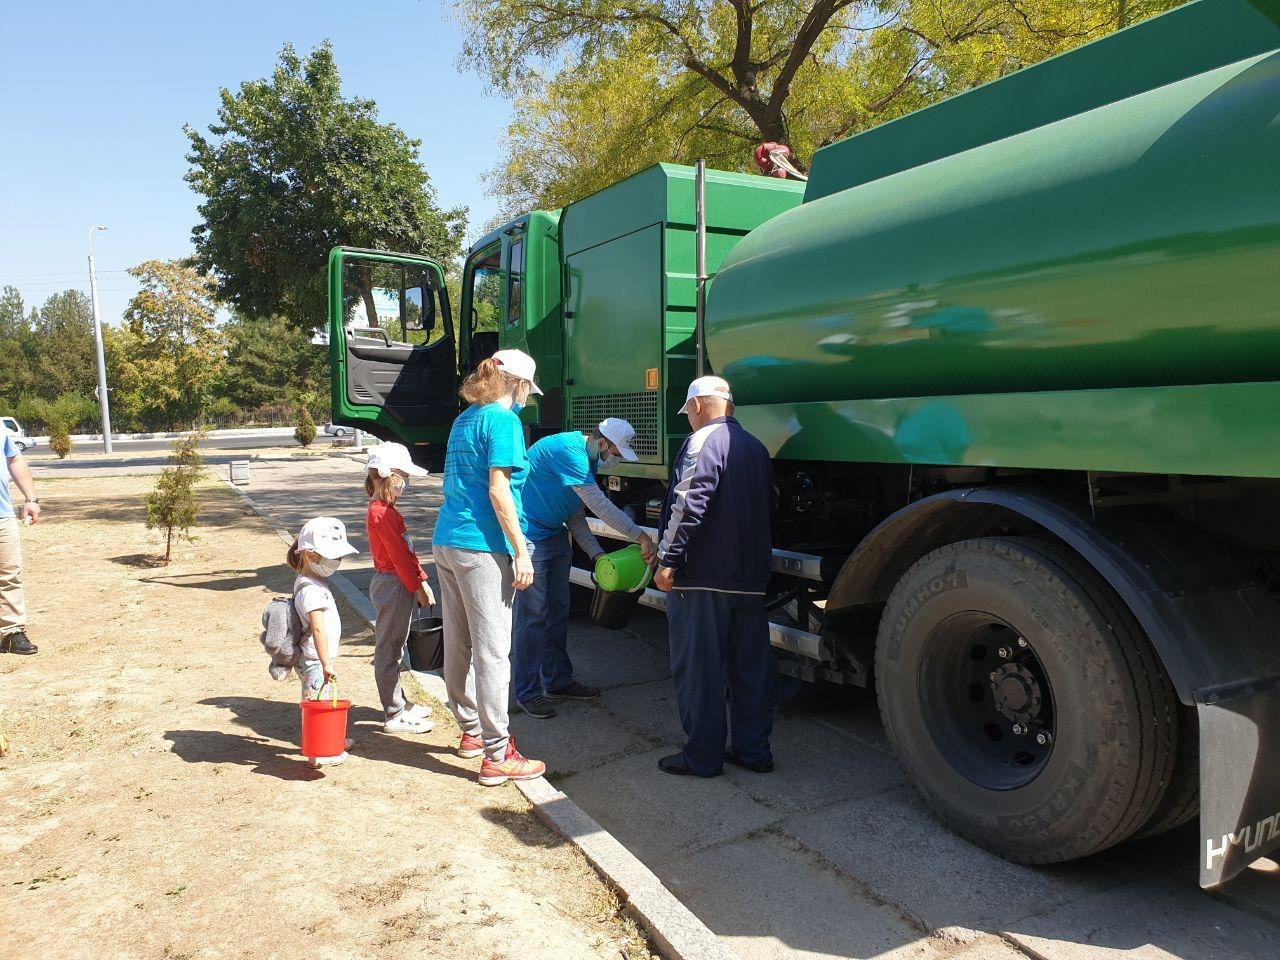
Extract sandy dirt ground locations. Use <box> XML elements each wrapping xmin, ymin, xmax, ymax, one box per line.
<box><xmin>0</xmin><ymin>475</ymin><xmax>655</xmax><ymax>960</ymax></box>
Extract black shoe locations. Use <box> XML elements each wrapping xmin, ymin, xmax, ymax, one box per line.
<box><xmin>724</xmin><ymin>750</ymin><xmax>773</xmax><ymax>773</ymax></box>
<box><xmin>546</xmin><ymin>680</ymin><xmax>600</xmax><ymax>701</ymax></box>
<box><xmin>518</xmin><ymin>697</ymin><xmax>557</xmax><ymax>720</ymax></box>
<box><xmin>658</xmin><ymin>753</ymin><xmax>721</xmax><ymax>778</ymax></box>
<box><xmin>2</xmin><ymin>631</ymin><xmax>36</xmax><ymax>655</ymax></box>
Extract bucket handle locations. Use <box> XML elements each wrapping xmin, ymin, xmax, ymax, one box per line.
<box><xmin>312</xmin><ymin>675</ymin><xmax>338</xmax><ymax>708</ymax></box>
<box><xmin>629</xmin><ymin>562</ymin><xmax>655</xmax><ymax>594</ymax></box>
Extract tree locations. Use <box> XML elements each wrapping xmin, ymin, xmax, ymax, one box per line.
<box><xmin>295</xmin><ymin>405</ymin><xmax>317</xmax><ymax>447</ymax></box>
<box><xmin>30</xmin><ymin>290</ymin><xmax>97</xmax><ymax>400</ymax></box>
<box><xmin>218</xmin><ymin>313</ymin><xmax>328</xmax><ymax>415</ymax></box>
<box><xmin>145</xmin><ymin>431</ymin><xmax>205</xmax><ymax>563</ymax></box>
<box><xmin>468</xmin><ymin>0</ymin><xmax>1185</xmax><ymax>209</ymax></box>
<box><xmin>185</xmin><ymin>42</ymin><xmax>467</xmax><ymax>330</ymax></box>
<box><xmin>17</xmin><ymin>394</ymin><xmax>96</xmax><ymax>458</ymax></box>
<box><xmin>115</xmin><ymin>260</ymin><xmax>226</xmax><ymax>430</ymax></box>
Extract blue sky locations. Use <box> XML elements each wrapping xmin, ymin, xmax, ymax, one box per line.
<box><xmin>0</xmin><ymin>0</ymin><xmax>512</xmax><ymax>328</ymax></box>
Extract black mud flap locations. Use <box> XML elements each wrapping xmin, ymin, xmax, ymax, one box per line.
<box><xmin>1199</xmin><ymin>687</ymin><xmax>1280</xmax><ymax>887</ymax></box>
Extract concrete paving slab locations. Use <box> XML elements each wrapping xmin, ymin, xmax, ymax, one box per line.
<box><xmin>599</xmin><ymin>678</ymin><xmax>687</xmax><ymax>746</ymax></box>
<box><xmin>562</xmin><ymin>747</ymin><xmax>781</xmax><ymax>865</ymax></box>
<box><xmin>1003</xmin><ymin>879</ymin><xmax>1280</xmax><ymax>959</ymax></box>
<box><xmin>662</xmin><ymin>828</ymin><xmax>1009</xmax><ymax>960</ymax></box>
<box><xmin>561</xmin><ymin>623</ymin><xmax>674</xmax><ymax>691</ymax></box>
<box><xmin>508</xmin><ymin>698</ymin><xmax>655</xmax><ymax>777</ymax></box>
<box><xmin>1210</xmin><ymin>858</ymin><xmax>1280</xmax><ymax>926</ymax></box>
<box><xmin>723</xmin><ymin>716</ymin><xmax>907</xmax><ymax>816</ymax></box>
<box><xmin>784</xmin><ymin>785</ymin><xmax>1120</xmax><ymax>934</ymax></box>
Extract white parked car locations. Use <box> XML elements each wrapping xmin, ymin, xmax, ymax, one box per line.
<box><xmin>322</xmin><ymin>421</ymin><xmax>352</xmax><ymax>438</ymax></box>
<box><xmin>1</xmin><ymin>417</ymin><xmax>35</xmax><ymax>452</ymax></box>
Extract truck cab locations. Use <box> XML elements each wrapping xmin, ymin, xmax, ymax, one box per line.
<box><xmin>327</xmin><ymin>210</ymin><xmax>562</xmax><ymax>467</ymax></box>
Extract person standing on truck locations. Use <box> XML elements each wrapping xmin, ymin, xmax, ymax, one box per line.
<box><xmin>432</xmin><ymin>349</ymin><xmax>546</xmax><ymax>787</ymax></box>
<box><xmin>654</xmin><ymin>376</ymin><xmax>775</xmax><ymax>777</ymax></box>
<box><xmin>513</xmin><ymin>418</ymin><xmax>657</xmax><ymax>719</ymax></box>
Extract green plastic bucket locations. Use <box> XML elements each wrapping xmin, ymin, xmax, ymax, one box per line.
<box><xmin>593</xmin><ymin>544</ymin><xmax>653</xmax><ymax>593</ymax></box>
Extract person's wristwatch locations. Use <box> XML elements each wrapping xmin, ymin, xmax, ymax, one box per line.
<box><xmin>25</xmin><ymin>499</ymin><xmax>39</xmax><ymax>506</ymax></box>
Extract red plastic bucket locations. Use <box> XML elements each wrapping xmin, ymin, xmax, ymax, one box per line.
<box><xmin>299</xmin><ymin>682</ymin><xmax>350</xmax><ymax>759</ymax></box>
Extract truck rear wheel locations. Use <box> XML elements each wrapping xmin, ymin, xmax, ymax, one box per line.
<box><xmin>875</xmin><ymin>536</ymin><xmax>1177</xmax><ymax>863</ymax></box>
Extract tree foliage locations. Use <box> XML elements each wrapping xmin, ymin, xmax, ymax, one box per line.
<box><xmin>185</xmin><ymin>42</ymin><xmax>467</xmax><ymax>330</ymax></box>
<box><xmin>218</xmin><ymin>313</ymin><xmax>328</xmax><ymax>414</ymax></box>
<box><xmin>466</xmin><ymin>0</ymin><xmax>1186</xmax><ymax>210</ymax></box>
<box><xmin>294</xmin><ymin>395</ymin><xmax>318</xmax><ymax>447</ymax></box>
<box><xmin>113</xmin><ymin>260</ymin><xmax>226</xmax><ymax>431</ymax></box>
<box><xmin>17</xmin><ymin>394</ymin><xmax>96</xmax><ymax>458</ymax></box>
<box><xmin>146</xmin><ymin>431</ymin><xmax>206</xmax><ymax>563</ymax></box>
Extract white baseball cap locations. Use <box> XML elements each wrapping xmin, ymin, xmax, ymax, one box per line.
<box><xmin>491</xmin><ymin>348</ymin><xmax>544</xmax><ymax>395</ymax></box>
<box><xmin>366</xmin><ymin>441</ymin><xmax>429</xmax><ymax>478</ymax></box>
<box><xmin>678</xmin><ymin>375</ymin><xmax>734</xmax><ymax>415</ymax></box>
<box><xmin>597</xmin><ymin>417</ymin><xmax>639</xmax><ymax>462</ymax></box>
<box><xmin>297</xmin><ymin>517</ymin><xmax>359</xmax><ymax>560</ymax></box>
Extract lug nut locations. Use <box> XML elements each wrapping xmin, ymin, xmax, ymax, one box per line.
<box><xmin>1017</xmin><ymin>637</ymin><xmax>1028</xmax><ymax>649</ymax></box>
<box><xmin>1012</xmin><ymin>722</ymin><xmax>1027</xmax><ymax>735</ymax></box>
<box><xmin>997</xmin><ymin>646</ymin><xmax>1011</xmax><ymax>659</ymax></box>
<box><xmin>1036</xmin><ymin>732</ymin><xmax>1052</xmax><ymax>746</ymax></box>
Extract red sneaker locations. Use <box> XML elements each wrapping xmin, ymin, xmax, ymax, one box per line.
<box><xmin>457</xmin><ymin>732</ymin><xmax>485</xmax><ymax>759</ymax></box>
<box><xmin>478</xmin><ymin>739</ymin><xmax>546</xmax><ymax>787</ymax></box>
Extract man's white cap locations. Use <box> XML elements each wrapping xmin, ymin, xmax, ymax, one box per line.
<box><xmin>597</xmin><ymin>417</ymin><xmax>639</xmax><ymax>462</ymax></box>
<box><xmin>366</xmin><ymin>441</ymin><xmax>428</xmax><ymax>478</ymax></box>
<box><xmin>491</xmin><ymin>348</ymin><xmax>544</xmax><ymax>395</ymax></box>
<box><xmin>678</xmin><ymin>375</ymin><xmax>734</xmax><ymax>415</ymax></box>
<box><xmin>297</xmin><ymin>517</ymin><xmax>358</xmax><ymax>559</ymax></box>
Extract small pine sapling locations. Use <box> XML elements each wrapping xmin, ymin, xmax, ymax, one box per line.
<box><xmin>145</xmin><ymin>431</ymin><xmax>206</xmax><ymax>563</ymax></box>
<box><xmin>295</xmin><ymin>403</ymin><xmax>316</xmax><ymax>447</ymax></box>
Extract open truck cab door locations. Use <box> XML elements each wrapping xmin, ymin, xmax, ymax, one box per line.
<box><xmin>328</xmin><ymin>217</ymin><xmax>558</xmax><ymax>461</ymax></box>
<box><xmin>327</xmin><ymin>247</ymin><xmax>458</xmax><ymax>454</ymax></box>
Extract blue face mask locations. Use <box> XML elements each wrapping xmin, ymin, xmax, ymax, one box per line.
<box><xmin>511</xmin><ymin>401</ymin><xmax>525</xmax><ymax>415</ymax></box>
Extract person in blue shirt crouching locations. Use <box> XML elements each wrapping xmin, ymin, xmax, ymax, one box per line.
<box><xmin>514</xmin><ymin>418</ymin><xmax>656</xmax><ymax>719</ymax></box>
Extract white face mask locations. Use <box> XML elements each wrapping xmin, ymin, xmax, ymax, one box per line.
<box><xmin>310</xmin><ymin>557</ymin><xmax>340</xmax><ymax>578</ymax></box>
<box><xmin>600</xmin><ymin>453</ymin><xmax>620</xmax><ymax>469</ymax></box>
<box><xmin>391</xmin><ymin>475</ymin><xmax>408</xmax><ymax>497</ymax></box>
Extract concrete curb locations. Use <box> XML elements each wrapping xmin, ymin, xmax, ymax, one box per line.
<box><xmin>225</xmin><ymin>479</ymin><xmax>738</xmax><ymax>960</ymax></box>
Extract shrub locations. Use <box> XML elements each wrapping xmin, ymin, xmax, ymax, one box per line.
<box><xmin>295</xmin><ymin>404</ymin><xmax>316</xmax><ymax>447</ymax></box>
<box><xmin>145</xmin><ymin>431</ymin><xmax>205</xmax><ymax>563</ymax></box>
<box><xmin>49</xmin><ymin>423</ymin><xmax>72</xmax><ymax>459</ymax></box>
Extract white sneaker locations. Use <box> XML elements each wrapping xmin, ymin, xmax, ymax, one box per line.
<box><xmin>406</xmin><ymin>702</ymin><xmax>432</xmax><ymax>720</ymax></box>
<box><xmin>384</xmin><ymin>713</ymin><xmax>435</xmax><ymax>735</ymax></box>
<box><xmin>308</xmin><ymin>751</ymin><xmax>348</xmax><ymax>769</ymax></box>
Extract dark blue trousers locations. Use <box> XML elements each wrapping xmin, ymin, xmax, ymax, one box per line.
<box><xmin>667</xmin><ymin>589</ymin><xmax>774</xmax><ymax>776</ymax></box>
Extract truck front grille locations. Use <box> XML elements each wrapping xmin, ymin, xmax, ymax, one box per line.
<box><xmin>569</xmin><ymin>392</ymin><xmax>660</xmax><ymax>460</ymax></box>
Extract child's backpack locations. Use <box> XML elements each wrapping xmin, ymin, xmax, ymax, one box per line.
<box><xmin>260</xmin><ymin>596</ymin><xmax>304</xmax><ymax>681</ymax></box>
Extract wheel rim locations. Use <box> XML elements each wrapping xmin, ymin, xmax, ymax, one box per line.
<box><xmin>918</xmin><ymin>613</ymin><xmax>1056</xmax><ymax>790</ymax></box>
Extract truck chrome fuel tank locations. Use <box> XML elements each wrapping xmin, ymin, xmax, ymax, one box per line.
<box><xmin>706</xmin><ymin>49</ymin><xmax>1280</xmax><ymax>407</ymax></box>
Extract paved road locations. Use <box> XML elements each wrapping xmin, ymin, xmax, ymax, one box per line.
<box><xmin>71</xmin><ymin>450</ymin><xmax>1280</xmax><ymax>958</ymax></box>
<box><xmin>25</xmin><ymin>433</ymin><xmax>355</xmax><ymax>478</ymax></box>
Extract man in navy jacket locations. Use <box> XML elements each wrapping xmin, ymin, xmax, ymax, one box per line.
<box><xmin>654</xmin><ymin>376</ymin><xmax>775</xmax><ymax>777</ymax></box>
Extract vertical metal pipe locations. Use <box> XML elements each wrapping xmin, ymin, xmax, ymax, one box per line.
<box><xmin>695</xmin><ymin>159</ymin><xmax>707</xmax><ymax>377</ymax></box>
<box><xmin>87</xmin><ymin>225</ymin><xmax>113</xmax><ymax>454</ymax></box>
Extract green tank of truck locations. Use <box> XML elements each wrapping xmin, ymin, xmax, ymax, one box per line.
<box><xmin>328</xmin><ymin>0</ymin><xmax>1280</xmax><ymax>887</ymax></box>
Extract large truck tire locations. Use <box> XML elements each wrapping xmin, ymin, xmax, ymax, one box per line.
<box><xmin>875</xmin><ymin>536</ymin><xmax>1177</xmax><ymax>863</ymax></box>
<box><xmin>1131</xmin><ymin>704</ymin><xmax>1199</xmax><ymax>839</ymax></box>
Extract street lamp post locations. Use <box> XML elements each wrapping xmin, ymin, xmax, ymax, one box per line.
<box><xmin>87</xmin><ymin>225</ymin><xmax>113</xmax><ymax>454</ymax></box>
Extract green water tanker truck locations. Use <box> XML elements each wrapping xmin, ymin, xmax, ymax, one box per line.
<box><xmin>328</xmin><ymin>0</ymin><xmax>1280</xmax><ymax>886</ymax></box>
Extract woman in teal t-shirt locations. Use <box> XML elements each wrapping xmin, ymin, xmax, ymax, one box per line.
<box><xmin>432</xmin><ymin>348</ymin><xmax>546</xmax><ymax>787</ymax></box>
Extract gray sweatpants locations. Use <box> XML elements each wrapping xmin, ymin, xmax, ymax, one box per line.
<box><xmin>434</xmin><ymin>544</ymin><xmax>514</xmax><ymax>762</ymax></box>
<box><xmin>369</xmin><ymin>571</ymin><xmax>411</xmax><ymax>720</ymax></box>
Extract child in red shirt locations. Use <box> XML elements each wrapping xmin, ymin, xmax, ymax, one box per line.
<box><xmin>365</xmin><ymin>443</ymin><xmax>436</xmax><ymax>735</ymax></box>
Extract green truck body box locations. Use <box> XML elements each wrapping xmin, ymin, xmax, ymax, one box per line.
<box><xmin>554</xmin><ymin>164</ymin><xmax>803</xmax><ymax>478</ymax></box>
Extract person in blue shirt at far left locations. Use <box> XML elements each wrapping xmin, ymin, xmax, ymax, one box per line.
<box><xmin>513</xmin><ymin>418</ymin><xmax>655</xmax><ymax>719</ymax></box>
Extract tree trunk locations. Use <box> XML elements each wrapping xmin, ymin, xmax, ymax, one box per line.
<box><xmin>165</xmin><ymin>526</ymin><xmax>173</xmax><ymax>564</ymax></box>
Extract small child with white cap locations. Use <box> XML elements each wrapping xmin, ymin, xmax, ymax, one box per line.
<box><xmin>364</xmin><ymin>443</ymin><xmax>436</xmax><ymax>735</ymax></box>
<box><xmin>287</xmin><ymin>516</ymin><xmax>359</xmax><ymax>767</ymax></box>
